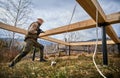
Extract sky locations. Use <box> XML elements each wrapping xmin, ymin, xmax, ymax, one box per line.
<box><xmin>0</xmin><ymin>0</ymin><xmax>120</xmax><ymax>42</ymax></box>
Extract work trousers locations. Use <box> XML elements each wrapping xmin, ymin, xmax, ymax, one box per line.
<box><xmin>11</xmin><ymin>39</ymin><xmax>44</xmax><ymax>65</ymax></box>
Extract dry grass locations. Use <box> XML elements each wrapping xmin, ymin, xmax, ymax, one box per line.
<box><xmin>0</xmin><ymin>52</ymin><xmax>120</xmax><ymax>78</ymax></box>
<box><xmin>0</xmin><ymin>47</ymin><xmax>20</xmax><ymax>63</ymax></box>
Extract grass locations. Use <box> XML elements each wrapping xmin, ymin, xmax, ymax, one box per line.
<box><xmin>0</xmin><ymin>52</ymin><xmax>120</xmax><ymax>78</ymax></box>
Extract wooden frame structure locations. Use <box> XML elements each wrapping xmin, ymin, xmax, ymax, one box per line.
<box><xmin>0</xmin><ymin>0</ymin><xmax>120</xmax><ymax>64</ymax></box>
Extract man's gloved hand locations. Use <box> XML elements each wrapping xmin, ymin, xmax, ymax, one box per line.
<box><xmin>37</xmin><ymin>29</ymin><xmax>45</xmax><ymax>35</ymax></box>
<box><xmin>40</xmin><ymin>29</ymin><xmax>45</xmax><ymax>33</ymax></box>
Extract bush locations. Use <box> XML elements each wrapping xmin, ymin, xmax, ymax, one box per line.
<box><xmin>0</xmin><ymin>47</ymin><xmax>20</xmax><ymax>63</ymax></box>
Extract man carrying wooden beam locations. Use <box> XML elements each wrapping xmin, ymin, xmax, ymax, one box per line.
<box><xmin>9</xmin><ymin>18</ymin><xmax>46</xmax><ymax>67</ymax></box>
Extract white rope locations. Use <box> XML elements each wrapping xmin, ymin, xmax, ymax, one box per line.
<box><xmin>52</xmin><ymin>44</ymin><xmax>58</xmax><ymax>53</ymax></box>
<box><xmin>52</xmin><ymin>2</ymin><xmax>77</xmax><ymax>56</ymax></box>
<box><xmin>65</xmin><ymin>2</ymin><xmax>77</xmax><ymax>42</ymax></box>
<box><xmin>51</xmin><ymin>2</ymin><xmax>77</xmax><ymax>66</ymax></box>
<box><xmin>92</xmin><ymin>8</ymin><xmax>107</xmax><ymax>78</ymax></box>
<box><xmin>51</xmin><ymin>44</ymin><xmax>58</xmax><ymax>66</ymax></box>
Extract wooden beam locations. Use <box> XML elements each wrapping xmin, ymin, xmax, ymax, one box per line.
<box><xmin>70</xmin><ymin>40</ymin><xmax>115</xmax><ymax>46</ymax></box>
<box><xmin>40</xmin><ymin>12</ymin><xmax>120</xmax><ymax>37</ymax></box>
<box><xmin>41</xmin><ymin>37</ymin><xmax>69</xmax><ymax>45</ymax></box>
<box><xmin>0</xmin><ymin>22</ymin><xmax>69</xmax><ymax>45</ymax></box>
<box><xmin>76</xmin><ymin>0</ymin><xmax>120</xmax><ymax>43</ymax></box>
<box><xmin>107</xmin><ymin>12</ymin><xmax>120</xmax><ymax>24</ymax></box>
<box><xmin>40</xmin><ymin>19</ymin><xmax>96</xmax><ymax>37</ymax></box>
<box><xmin>0</xmin><ymin>22</ymin><xmax>27</xmax><ymax>35</ymax></box>
<box><xmin>77</xmin><ymin>0</ymin><xmax>106</xmax><ymax>23</ymax></box>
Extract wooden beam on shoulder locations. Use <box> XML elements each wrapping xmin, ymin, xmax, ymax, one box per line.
<box><xmin>0</xmin><ymin>22</ymin><xmax>69</xmax><ymax>45</ymax></box>
<box><xmin>0</xmin><ymin>22</ymin><xmax>27</xmax><ymax>35</ymax></box>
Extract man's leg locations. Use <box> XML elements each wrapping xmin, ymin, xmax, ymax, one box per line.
<box><xmin>39</xmin><ymin>44</ymin><xmax>44</xmax><ymax>61</ymax></box>
<box><xmin>9</xmin><ymin>40</ymin><xmax>33</xmax><ymax>67</ymax></box>
<box><xmin>34</xmin><ymin>42</ymin><xmax>46</xmax><ymax>62</ymax></box>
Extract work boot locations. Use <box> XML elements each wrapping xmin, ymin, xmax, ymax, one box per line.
<box><xmin>9</xmin><ymin>61</ymin><xmax>15</xmax><ymax>68</ymax></box>
<box><xmin>40</xmin><ymin>59</ymin><xmax>47</xmax><ymax>62</ymax></box>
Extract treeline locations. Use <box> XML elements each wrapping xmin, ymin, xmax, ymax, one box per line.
<box><xmin>70</xmin><ymin>44</ymin><xmax>119</xmax><ymax>54</ymax></box>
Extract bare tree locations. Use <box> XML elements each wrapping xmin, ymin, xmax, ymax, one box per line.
<box><xmin>64</xmin><ymin>31</ymin><xmax>81</xmax><ymax>43</ymax></box>
<box><xmin>0</xmin><ymin>0</ymin><xmax>32</xmax><ymax>49</ymax></box>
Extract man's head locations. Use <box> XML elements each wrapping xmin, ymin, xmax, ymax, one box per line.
<box><xmin>37</xmin><ymin>18</ymin><xmax>44</xmax><ymax>26</ymax></box>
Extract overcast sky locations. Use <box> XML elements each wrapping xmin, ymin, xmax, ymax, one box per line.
<box><xmin>0</xmin><ymin>0</ymin><xmax>120</xmax><ymax>41</ymax></box>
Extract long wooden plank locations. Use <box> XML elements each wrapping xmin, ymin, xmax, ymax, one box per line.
<box><xmin>0</xmin><ymin>22</ymin><xmax>69</xmax><ymax>45</ymax></box>
<box><xmin>77</xmin><ymin>0</ymin><xmax>106</xmax><ymax>23</ymax></box>
<box><xmin>70</xmin><ymin>40</ymin><xmax>115</xmax><ymax>46</ymax></box>
<box><xmin>76</xmin><ymin>0</ymin><xmax>120</xmax><ymax>43</ymax></box>
<box><xmin>41</xmin><ymin>37</ymin><xmax>69</xmax><ymax>45</ymax></box>
<box><xmin>107</xmin><ymin>12</ymin><xmax>120</xmax><ymax>24</ymax></box>
<box><xmin>40</xmin><ymin>12</ymin><xmax>120</xmax><ymax>37</ymax></box>
<box><xmin>40</xmin><ymin>19</ymin><xmax>96</xmax><ymax>37</ymax></box>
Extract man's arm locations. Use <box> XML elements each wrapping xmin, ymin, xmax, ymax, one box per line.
<box><xmin>28</xmin><ymin>22</ymin><xmax>38</xmax><ymax>34</ymax></box>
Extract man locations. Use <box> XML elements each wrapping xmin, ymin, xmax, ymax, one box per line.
<box><xmin>9</xmin><ymin>18</ymin><xmax>46</xmax><ymax>67</ymax></box>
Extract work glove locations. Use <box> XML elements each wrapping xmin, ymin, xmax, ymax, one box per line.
<box><xmin>37</xmin><ymin>29</ymin><xmax>45</xmax><ymax>35</ymax></box>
